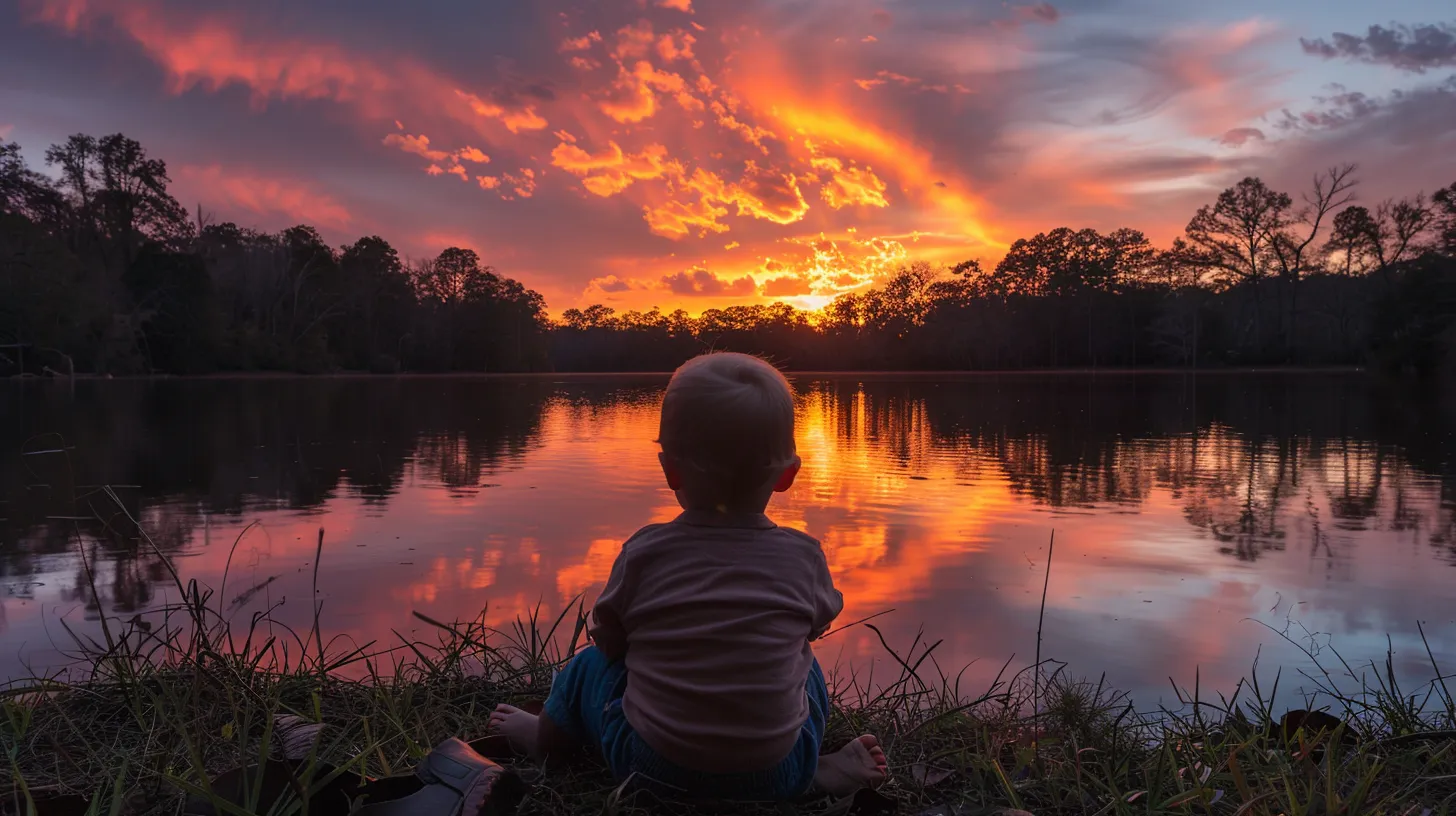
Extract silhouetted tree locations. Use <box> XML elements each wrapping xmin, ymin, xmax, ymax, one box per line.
<box><xmin>1434</xmin><ymin>181</ymin><xmax>1456</xmax><ymax>256</ymax></box>
<box><xmin>336</xmin><ymin>236</ymin><xmax>414</xmax><ymax>371</ymax></box>
<box><xmin>44</xmin><ymin>133</ymin><xmax>192</xmax><ymax>275</ymax></box>
<box><xmin>1</xmin><ymin>133</ymin><xmax>1451</xmax><ymax>378</ymax></box>
<box><xmin>1327</xmin><ymin>197</ymin><xmax>1435</xmax><ymax>281</ymax></box>
<box><xmin>1184</xmin><ymin>178</ymin><xmax>1294</xmax><ymax>288</ymax></box>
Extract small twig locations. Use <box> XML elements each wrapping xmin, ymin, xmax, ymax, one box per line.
<box><xmin>820</xmin><ymin>608</ymin><xmax>896</xmax><ymax>639</ymax></box>
<box><xmin>313</xmin><ymin>527</ymin><xmax>326</xmax><ymax>675</ymax></box>
<box><xmin>1034</xmin><ymin>529</ymin><xmax>1056</xmax><ymax>750</ymax></box>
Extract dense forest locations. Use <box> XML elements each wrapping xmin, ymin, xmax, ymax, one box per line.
<box><xmin>3</xmin><ymin>133</ymin><xmax>1455</xmax><ymax>376</ymax></box>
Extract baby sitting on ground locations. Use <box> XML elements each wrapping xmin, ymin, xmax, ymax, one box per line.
<box><xmin>489</xmin><ymin>352</ymin><xmax>887</xmax><ymax>800</ymax></box>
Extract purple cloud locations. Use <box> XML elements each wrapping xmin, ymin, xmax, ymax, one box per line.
<box><xmin>1301</xmin><ymin>22</ymin><xmax>1456</xmax><ymax>73</ymax></box>
<box><xmin>1219</xmin><ymin>127</ymin><xmax>1266</xmax><ymax>147</ymax></box>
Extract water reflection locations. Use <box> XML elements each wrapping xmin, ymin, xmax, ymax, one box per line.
<box><xmin>2</xmin><ymin>374</ymin><xmax>1453</xmax><ymax>705</ymax></box>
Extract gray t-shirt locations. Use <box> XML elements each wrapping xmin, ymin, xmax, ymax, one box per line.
<box><xmin>588</xmin><ymin>511</ymin><xmax>844</xmax><ymax>772</ymax></box>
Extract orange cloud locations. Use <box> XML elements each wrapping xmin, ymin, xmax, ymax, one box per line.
<box><xmin>571</xmin><ymin>231</ymin><xmax>919</xmax><ymax>311</ymax></box>
<box><xmin>656</xmin><ymin>31</ymin><xmax>696</xmax><ymax>62</ymax></box>
<box><xmin>587</xmin><ymin>275</ymin><xmax>641</xmax><ymax>294</ymax></box>
<box><xmin>640</xmin><ymin>163</ymin><xmax>810</xmax><ymax>239</ymax></box>
<box><xmin>177</xmin><ymin>164</ymin><xmax>352</xmax><ymax>229</ymax></box>
<box><xmin>476</xmin><ymin>175</ymin><xmax>500</xmax><ymax>190</ymax></box>
<box><xmin>656</xmin><ymin>0</ymin><xmax>693</xmax><ymax>12</ymax></box>
<box><xmin>502</xmin><ymin>168</ymin><xmax>537</xmax><ymax>199</ymax></box>
<box><xmin>613</xmin><ymin>20</ymin><xmax>657</xmax><ymax>60</ymax></box>
<box><xmin>661</xmin><ymin>267</ymin><xmax>756</xmax><ymax>296</ymax></box>
<box><xmin>551</xmin><ymin>140</ymin><xmax>675</xmax><ymax>197</ymax></box>
<box><xmin>853</xmin><ymin>70</ymin><xmax>971</xmax><ymax>94</ymax></box>
<box><xmin>643</xmin><ymin>195</ymin><xmax>730</xmax><ymax>238</ymax></box>
<box><xmin>383</xmin><ymin>132</ymin><xmax>449</xmax><ymax>162</ymax></box>
<box><xmin>457</xmin><ymin>146</ymin><xmax>490</xmax><ymax>164</ymax></box>
<box><xmin>456</xmin><ymin>90</ymin><xmax>548</xmax><ymax>133</ymax></box>
<box><xmin>774</xmin><ymin>232</ymin><xmax>912</xmax><ymax>296</ymax></box>
<box><xmin>762</xmin><ymin>274</ymin><xmax>813</xmax><ymax>297</ymax></box>
<box><xmin>384</xmin><ymin>130</ymin><xmax>492</xmax><ymax>180</ymax></box>
<box><xmin>599</xmin><ymin>60</ymin><xmax>693</xmax><ymax>123</ymax></box>
<box><xmin>811</xmin><ymin>156</ymin><xmax>889</xmax><ymax>209</ymax></box>
<box><xmin>710</xmin><ymin>101</ymin><xmax>775</xmax><ymax>150</ymax></box>
<box><xmin>599</xmin><ymin>67</ymin><xmax>659</xmax><ymax>123</ymax></box>
<box><xmin>728</xmin><ymin>162</ymin><xmax>810</xmax><ymax>224</ymax></box>
<box><xmin>559</xmin><ymin>31</ymin><xmax>602</xmax><ymax>51</ymax></box>
<box><xmin>750</xmin><ymin>96</ymin><xmax>1000</xmax><ymax>247</ymax></box>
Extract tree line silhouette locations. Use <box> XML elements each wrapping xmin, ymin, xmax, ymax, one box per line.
<box><xmin>4</xmin><ymin>133</ymin><xmax>1455</xmax><ymax>376</ymax></box>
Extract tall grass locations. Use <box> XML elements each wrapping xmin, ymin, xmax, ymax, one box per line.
<box><xmin>2</xmin><ymin>503</ymin><xmax>1454</xmax><ymax>813</ymax></box>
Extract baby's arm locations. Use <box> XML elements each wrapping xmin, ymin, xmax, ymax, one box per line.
<box><xmin>588</xmin><ymin>548</ymin><xmax>630</xmax><ymax>661</ymax></box>
<box><xmin>809</xmin><ymin>548</ymin><xmax>844</xmax><ymax>641</ymax></box>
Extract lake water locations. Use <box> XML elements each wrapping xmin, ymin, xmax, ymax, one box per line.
<box><xmin>2</xmin><ymin>374</ymin><xmax>1453</xmax><ymax>708</ymax></box>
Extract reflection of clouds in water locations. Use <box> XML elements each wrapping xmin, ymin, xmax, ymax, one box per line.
<box><xmin>0</xmin><ymin>375</ymin><xmax>1453</xmax><ymax>706</ymax></box>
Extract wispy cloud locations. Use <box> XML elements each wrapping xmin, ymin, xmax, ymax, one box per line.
<box><xmin>177</xmin><ymin>165</ymin><xmax>352</xmax><ymax>229</ymax></box>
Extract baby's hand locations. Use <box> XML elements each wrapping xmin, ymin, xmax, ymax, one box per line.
<box><xmin>589</xmin><ymin>607</ymin><xmax>627</xmax><ymax>662</ymax></box>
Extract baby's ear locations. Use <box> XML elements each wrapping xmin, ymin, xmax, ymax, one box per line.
<box><xmin>772</xmin><ymin>457</ymin><xmax>802</xmax><ymax>493</ymax></box>
<box><xmin>659</xmin><ymin>451</ymin><xmax>683</xmax><ymax>490</ymax></box>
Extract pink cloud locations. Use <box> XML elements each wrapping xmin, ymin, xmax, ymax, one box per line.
<box><xmin>27</xmin><ymin>0</ymin><xmax>548</xmax><ymax>137</ymax></box>
<box><xmin>559</xmin><ymin>31</ymin><xmax>602</xmax><ymax>52</ymax></box>
<box><xmin>383</xmin><ymin>132</ymin><xmax>449</xmax><ymax>161</ymax></box>
<box><xmin>1219</xmin><ymin>127</ymin><xmax>1266</xmax><ymax>147</ymax></box>
<box><xmin>176</xmin><ymin>165</ymin><xmax>352</xmax><ymax>229</ymax></box>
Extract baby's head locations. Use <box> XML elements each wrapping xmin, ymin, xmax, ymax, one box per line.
<box><xmin>657</xmin><ymin>352</ymin><xmax>800</xmax><ymax>514</ymax></box>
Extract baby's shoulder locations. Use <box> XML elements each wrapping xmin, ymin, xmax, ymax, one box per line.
<box><xmin>768</xmin><ymin>525</ymin><xmax>821</xmax><ymax>546</ymax></box>
<box><xmin>763</xmin><ymin>525</ymin><xmax>827</xmax><ymax>558</ymax></box>
<box><xmin>618</xmin><ymin>522</ymin><xmax>681</xmax><ymax>556</ymax></box>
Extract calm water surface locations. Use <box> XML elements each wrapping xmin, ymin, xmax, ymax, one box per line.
<box><xmin>2</xmin><ymin>374</ymin><xmax>1454</xmax><ymax>707</ymax></box>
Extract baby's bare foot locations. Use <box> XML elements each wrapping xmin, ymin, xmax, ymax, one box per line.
<box><xmin>814</xmin><ymin>734</ymin><xmax>888</xmax><ymax>798</ymax></box>
<box><xmin>487</xmin><ymin>704</ymin><xmax>539</xmax><ymax>756</ymax></box>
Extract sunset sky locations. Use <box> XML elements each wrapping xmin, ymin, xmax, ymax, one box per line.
<box><xmin>3</xmin><ymin>0</ymin><xmax>1454</xmax><ymax>313</ymax></box>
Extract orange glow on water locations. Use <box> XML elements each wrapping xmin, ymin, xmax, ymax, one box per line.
<box><xmin>3</xmin><ymin>376</ymin><xmax>1453</xmax><ymax>704</ymax></box>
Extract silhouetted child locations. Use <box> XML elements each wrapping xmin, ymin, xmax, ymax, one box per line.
<box><xmin>489</xmin><ymin>352</ymin><xmax>887</xmax><ymax>800</ymax></box>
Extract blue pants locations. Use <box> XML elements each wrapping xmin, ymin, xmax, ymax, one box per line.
<box><xmin>542</xmin><ymin>646</ymin><xmax>829</xmax><ymax>800</ymax></box>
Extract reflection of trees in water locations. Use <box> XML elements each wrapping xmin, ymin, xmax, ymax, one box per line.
<box><xmin>0</xmin><ymin>379</ymin><xmax>555</xmax><ymax>614</ymax></box>
<box><xmin>832</xmin><ymin>383</ymin><xmax>931</xmax><ymax>471</ymax></box>
<box><xmin>818</xmin><ymin>375</ymin><xmax>1455</xmax><ymax>565</ymax></box>
<box><xmin>2</xmin><ymin>375</ymin><xmax>1454</xmax><ymax>621</ymax></box>
<box><xmin>1179</xmin><ymin>432</ymin><xmax>1289</xmax><ymax>562</ymax></box>
<box><xmin>1431</xmin><ymin>485</ymin><xmax>1456</xmax><ymax>566</ymax></box>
